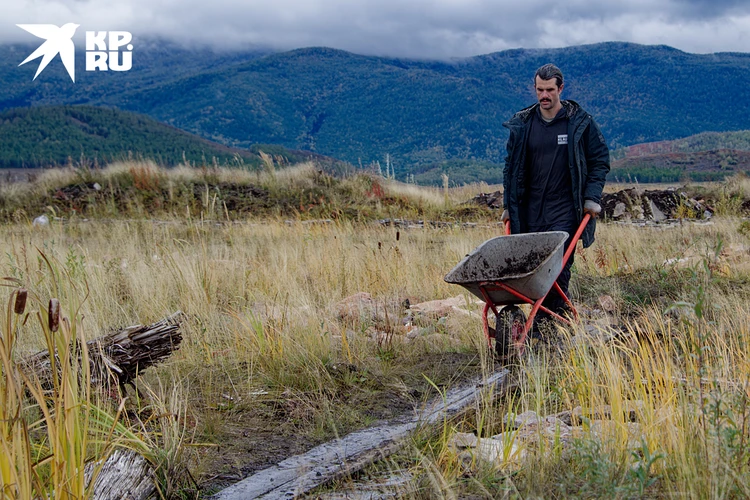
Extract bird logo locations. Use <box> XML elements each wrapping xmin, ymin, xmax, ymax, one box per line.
<box><xmin>17</xmin><ymin>23</ymin><xmax>80</xmax><ymax>82</ymax></box>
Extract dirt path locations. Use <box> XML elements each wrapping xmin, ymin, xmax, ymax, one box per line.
<box><xmin>210</xmin><ymin>369</ymin><xmax>509</xmax><ymax>500</ymax></box>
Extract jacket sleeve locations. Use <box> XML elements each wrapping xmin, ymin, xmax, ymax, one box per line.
<box><xmin>582</xmin><ymin>117</ymin><xmax>610</xmax><ymax>203</ymax></box>
<box><xmin>502</xmin><ymin>133</ymin><xmax>512</xmax><ymax>208</ymax></box>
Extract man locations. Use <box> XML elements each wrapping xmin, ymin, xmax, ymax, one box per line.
<box><xmin>501</xmin><ymin>63</ymin><xmax>610</xmax><ymax>331</ymax></box>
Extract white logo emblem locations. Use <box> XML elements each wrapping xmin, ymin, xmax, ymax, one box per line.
<box><xmin>17</xmin><ymin>23</ymin><xmax>79</xmax><ymax>82</ymax></box>
<box><xmin>17</xmin><ymin>24</ymin><xmax>134</xmax><ymax>82</ymax></box>
<box><xmin>558</xmin><ymin>134</ymin><xmax>568</xmax><ymax>145</ymax></box>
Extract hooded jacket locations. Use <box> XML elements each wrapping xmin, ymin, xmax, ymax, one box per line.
<box><xmin>502</xmin><ymin>100</ymin><xmax>610</xmax><ymax>248</ymax></box>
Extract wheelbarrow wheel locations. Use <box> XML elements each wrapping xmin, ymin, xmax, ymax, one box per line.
<box><xmin>495</xmin><ymin>305</ymin><xmax>527</xmax><ymax>359</ymax></box>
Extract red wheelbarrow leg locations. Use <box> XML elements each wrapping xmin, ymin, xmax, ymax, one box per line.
<box><xmin>481</xmin><ymin>302</ymin><xmax>492</xmax><ymax>349</ymax></box>
<box><xmin>552</xmin><ymin>282</ymin><xmax>578</xmax><ymax>321</ymax></box>
<box><xmin>479</xmin><ymin>285</ymin><xmax>500</xmax><ymax>350</ymax></box>
<box><xmin>548</xmin><ymin>213</ymin><xmax>591</xmax><ymax>324</ymax></box>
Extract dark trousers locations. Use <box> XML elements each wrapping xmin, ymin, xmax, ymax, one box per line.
<box><xmin>522</xmin><ymin>220</ymin><xmax>577</xmax><ymax>320</ymax></box>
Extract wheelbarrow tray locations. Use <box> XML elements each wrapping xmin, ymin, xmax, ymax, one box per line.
<box><xmin>444</xmin><ymin>231</ymin><xmax>569</xmax><ymax>305</ymax></box>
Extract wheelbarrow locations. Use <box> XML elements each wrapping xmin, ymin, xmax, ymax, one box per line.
<box><xmin>444</xmin><ymin>214</ymin><xmax>591</xmax><ymax>357</ymax></box>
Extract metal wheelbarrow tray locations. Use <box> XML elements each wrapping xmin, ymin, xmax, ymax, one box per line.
<box><xmin>443</xmin><ymin>214</ymin><xmax>593</xmax><ymax>356</ymax></box>
<box><xmin>444</xmin><ymin>231</ymin><xmax>568</xmax><ymax>305</ymax></box>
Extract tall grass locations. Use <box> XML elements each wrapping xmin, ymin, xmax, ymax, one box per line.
<box><xmin>1</xmin><ymin>171</ymin><xmax>749</xmax><ymax>496</ymax></box>
<box><xmin>0</xmin><ymin>262</ymin><xmax>149</xmax><ymax>499</ymax></box>
<box><xmin>416</xmin><ymin>217</ymin><xmax>750</xmax><ymax>498</ymax></box>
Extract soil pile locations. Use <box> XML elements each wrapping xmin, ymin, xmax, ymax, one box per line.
<box><xmin>601</xmin><ymin>187</ymin><xmax>712</xmax><ymax>221</ymax></box>
<box><xmin>468</xmin><ymin>188</ymin><xmax>717</xmax><ymax>221</ymax></box>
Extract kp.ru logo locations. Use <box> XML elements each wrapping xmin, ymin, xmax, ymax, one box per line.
<box><xmin>17</xmin><ymin>23</ymin><xmax>133</xmax><ymax>82</ymax></box>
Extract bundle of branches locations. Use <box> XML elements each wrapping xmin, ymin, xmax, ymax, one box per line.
<box><xmin>21</xmin><ymin>310</ymin><xmax>185</xmax><ymax>391</ymax></box>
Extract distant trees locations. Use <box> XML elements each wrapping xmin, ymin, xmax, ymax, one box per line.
<box><xmin>0</xmin><ymin>106</ymin><xmax>303</xmax><ymax>169</ymax></box>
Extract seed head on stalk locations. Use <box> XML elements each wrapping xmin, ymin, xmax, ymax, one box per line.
<box><xmin>48</xmin><ymin>298</ymin><xmax>60</xmax><ymax>333</ymax></box>
<box><xmin>14</xmin><ymin>288</ymin><xmax>27</xmax><ymax>315</ymax></box>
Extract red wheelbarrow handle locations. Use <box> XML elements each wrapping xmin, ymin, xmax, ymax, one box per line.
<box><xmin>562</xmin><ymin>213</ymin><xmax>592</xmax><ymax>268</ymax></box>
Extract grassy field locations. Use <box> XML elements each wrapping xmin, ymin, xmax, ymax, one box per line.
<box><xmin>1</xmin><ymin>164</ymin><xmax>750</xmax><ymax>498</ymax></box>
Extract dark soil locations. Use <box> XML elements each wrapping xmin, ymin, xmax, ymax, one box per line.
<box><xmin>447</xmin><ymin>244</ymin><xmax>551</xmax><ymax>284</ymax></box>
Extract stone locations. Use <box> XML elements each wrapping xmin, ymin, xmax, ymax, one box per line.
<box><xmin>649</xmin><ymin>199</ymin><xmax>666</xmax><ymax>221</ymax></box>
<box><xmin>447</xmin><ymin>432</ymin><xmax>478</xmax><ymax>450</ymax></box>
<box><xmin>597</xmin><ymin>295</ymin><xmax>617</xmax><ymax>313</ymax></box>
<box><xmin>334</xmin><ymin>292</ymin><xmax>390</xmax><ymax>324</ymax></box>
<box><xmin>554</xmin><ymin>410</ymin><xmax>573</xmax><ymax>426</ymax></box>
<box><xmin>453</xmin><ymin>437</ymin><xmax>523</xmax><ymax>472</ymax></box>
<box><xmin>32</xmin><ymin>214</ymin><xmax>49</xmax><ymax>226</ymax></box>
<box><xmin>613</xmin><ymin>202</ymin><xmax>627</xmax><ymax>218</ymax></box>
<box><xmin>665</xmin><ymin>304</ymin><xmax>697</xmax><ymax>322</ymax></box>
<box><xmin>478</xmin><ymin>438</ymin><xmax>513</xmax><ymax>464</ymax></box>
<box><xmin>541</xmin><ymin>416</ymin><xmax>571</xmax><ymax>436</ymax></box>
<box><xmin>405</xmin><ymin>326</ymin><xmax>421</xmax><ymax>339</ymax></box>
<box><xmin>410</xmin><ymin>295</ymin><xmax>476</xmax><ymax>318</ymax></box>
<box><xmin>503</xmin><ymin>410</ymin><xmax>539</xmax><ymax>430</ymax></box>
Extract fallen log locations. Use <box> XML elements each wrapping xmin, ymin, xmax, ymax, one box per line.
<box><xmin>20</xmin><ymin>310</ymin><xmax>185</xmax><ymax>390</ymax></box>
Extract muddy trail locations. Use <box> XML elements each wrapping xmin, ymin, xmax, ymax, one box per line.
<box><xmin>210</xmin><ymin>369</ymin><xmax>509</xmax><ymax>499</ymax></box>
<box><xmin>195</xmin><ymin>352</ymin><xmax>486</xmax><ymax>497</ymax></box>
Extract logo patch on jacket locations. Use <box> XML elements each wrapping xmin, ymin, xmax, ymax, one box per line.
<box><xmin>558</xmin><ymin>134</ymin><xmax>568</xmax><ymax>145</ymax></box>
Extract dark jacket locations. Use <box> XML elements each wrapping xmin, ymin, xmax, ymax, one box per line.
<box><xmin>502</xmin><ymin>100</ymin><xmax>610</xmax><ymax>248</ymax></box>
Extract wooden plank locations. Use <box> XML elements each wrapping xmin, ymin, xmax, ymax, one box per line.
<box><xmin>211</xmin><ymin>369</ymin><xmax>509</xmax><ymax>500</ymax></box>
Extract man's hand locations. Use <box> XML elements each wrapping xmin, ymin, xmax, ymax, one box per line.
<box><xmin>583</xmin><ymin>200</ymin><xmax>602</xmax><ymax>217</ymax></box>
<box><xmin>501</xmin><ymin>209</ymin><xmax>510</xmax><ymax>222</ymax></box>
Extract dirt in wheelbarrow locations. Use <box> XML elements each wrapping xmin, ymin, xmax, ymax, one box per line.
<box><xmin>451</xmin><ymin>250</ymin><xmax>550</xmax><ymax>283</ymax></box>
<box><xmin>191</xmin><ymin>351</ymin><xmax>484</xmax><ymax>497</ymax></box>
<box><xmin>502</xmin><ymin>250</ymin><xmax>550</xmax><ymax>276</ymax></box>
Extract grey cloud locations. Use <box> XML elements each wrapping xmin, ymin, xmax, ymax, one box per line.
<box><xmin>668</xmin><ymin>0</ymin><xmax>750</xmax><ymax>19</ymax></box>
<box><xmin>0</xmin><ymin>0</ymin><xmax>748</xmax><ymax>59</ymax></box>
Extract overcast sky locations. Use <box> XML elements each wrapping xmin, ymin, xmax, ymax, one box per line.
<box><xmin>2</xmin><ymin>0</ymin><xmax>749</xmax><ymax>59</ymax></box>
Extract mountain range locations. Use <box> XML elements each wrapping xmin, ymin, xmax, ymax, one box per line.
<box><xmin>1</xmin><ymin>40</ymin><xmax>749</xmax><ymax>180</ymax></box>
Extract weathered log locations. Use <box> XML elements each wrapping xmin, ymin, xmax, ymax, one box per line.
<box><xmin>86</xmin><ymin>449</ymin><xmax>158</xmax><ymax>500</ymax></box>
<box><xmin>20</xmin><ymin>311</ymin><xmax>185</xmax><ymax>390</ymax></box>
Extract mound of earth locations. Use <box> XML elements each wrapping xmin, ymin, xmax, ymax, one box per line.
<box><xmin>600</xmin><ymin>187</ymin><xmax>712</xmax><ymax>221</ymax></box>
<box><xmin>467</xmin><ymin>187</ymin><xmax>717</xmax><ymax>221</ymax></box>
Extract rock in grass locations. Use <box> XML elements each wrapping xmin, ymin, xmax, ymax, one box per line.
<box><xmin>32</xmin><ymin>214</ymin><xmax>49</xmax><ymax>226</ymax></box>
<box><xmin>503</xmin><ymin>410</ymin><xmax>540</xmax><ymax>430</ymax></box>
<box><xmin>447</xmin><ymin>432</ymin><xmax>478</xmax><ymax>451</ymax></box>
<box><xmin>597</xmin><ymin>295</ymin><xmax>617</xmax><ymax>313</ymax></box>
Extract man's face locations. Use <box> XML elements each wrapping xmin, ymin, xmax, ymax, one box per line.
<box><xmin>535</xmin><ymin>76</ymin><xmax>563</xmax><ymax>111</ymax></box>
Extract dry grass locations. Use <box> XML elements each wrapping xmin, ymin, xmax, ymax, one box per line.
<box><xmin>0</xmin><ymin>162</ymin><xmax>504</xmax><ymax>225</ymax></box>
<box><xmin>0</xmin><ymin>215</ymin><xmax>497</xmax><ymax>496</ymax></box>
<box><xmin>2</xmin><ymin>167</ymin><xmax>750</xmax><ymax>497</ymax></box>
<box><xmin>412</xmin><ymin>217</ymin><xmax>750</xmax><ymax>498</ymax></box>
